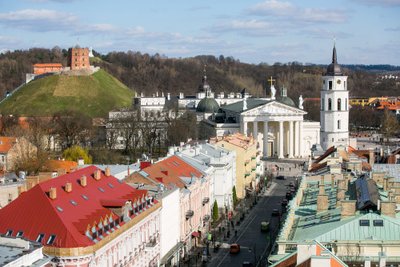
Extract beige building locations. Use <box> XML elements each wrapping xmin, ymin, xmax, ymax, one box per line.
<box><xmin>0</xmin><ymin>137</ymin><xmax>37</xmax><ymax>172</ymax></box>
<box><xmin>213</xmin><ymin>133</ymin><xmax>261</xmax><ymax>199</ymax></box>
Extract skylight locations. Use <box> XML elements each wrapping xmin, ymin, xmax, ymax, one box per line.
<box><xmin>70</xmin><ymin>200</ymin><xmax>78</xmax><ymax>206</ymax></box>
<box><xmin>81</xmin><ymin>194</ymin><xmax>89</xmax><ymax>200</ymax></box>
<box><xmin>36</xmin><ymin>233</ymin><xmax>45</xmax><ymax>243</ymax></box>
<box><xmin>56</xmin><ymin>206</ymin><xmax>63</xmax><ymax>212</ymax></box>
<box><xmin>373</xmin><ymin>219</ymin><xmax>384</xmax><ymax>227</ymax></box>
<box><xmin>16</xmin><ymin>231</ymin><xmax>24</xmax><ymax>237</ymax></box>
<box><xmin>47</xmin><ymin>234</ymin><xmax>56</xmax><ymax>245</ymax></box>
<box><xmin>108</xmin><ymin>183</ymin><xmax>114</xmax><ymax>188</ymax></box>
<box><xmin>98</xmin><ymin>187</ymin><xmax>105</xmax><ymax>192</ymax></box>
<box><xmin>359</xmin><ymin>219</ymin><xmax>370</xmax><ymax>226</ymax></box>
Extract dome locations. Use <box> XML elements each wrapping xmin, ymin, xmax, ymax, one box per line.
<box><xmin>326</xmin><ymin>45</ymin><xmax>342</xmax><ymax>76</ymax></box>
<box><xmin>277</xmin><ymin>96</ymin><xmax>296</xmax><ymax>107</ymax></box>
<box><xmin>196</xmin><ymin>98</ymin><xmax>220</xmax><ymax>113</ymax></box>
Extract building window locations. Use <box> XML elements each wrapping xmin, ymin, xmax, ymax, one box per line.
<box><xmin>345</xmin><ymin>98</ymin><xmax>348</xmax><ymax>110</ymax></box>
<box><xmin>47</xmin><ymin>235</ymin><xmax>57</xmax><ymax>245</ymax></box>
<box><xmin>329</xmin><ymin>81</ymin><xmax>332</xmax><ymax>90</ymax></box>
<box><xmin>36</xmin><ymin>233</ymin><xmax>45</xmax><ymax>242</ymax></box>
<box><xmin>328</xmin><ymin>98</ymin><xmax>332</xmax><ymax>110</ymax></box>
<box><xmin>16</xmin><ymin>231</ymin><xmax>24</xmax><ymax>237</ymax></box>
<box><xmin>6</xmin><ymin>229</ymin><xmax>13</xmax><ymax>236</ymax></box>
<box><xmin>344</xmin><ymin>81</ymin><xmax>346</xmax><ymax>90</ymax></box>
<box><xmin>332</xmin><ymin>138</ymin><xmax>334</xmax><ymax>142</ymax></box>
<box><xmin>359</xmin><ymin>220</ymin><xmax>370</xmax><ymax>226</ymax></box>
<box><xmin>337</xmin><ymin>98</ymin><xmax>341</xmax><ymax>111</ymax></box>
<box><xmin>321</xmin><ymin>98</ymin><xmax>325</xmax><ymax>110</ymax></box>
<box><xmin>337</xmin><ymin>120</ymin><xmax>341</xmax><ymax>129</ymax></box>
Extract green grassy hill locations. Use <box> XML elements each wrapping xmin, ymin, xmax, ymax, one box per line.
<box><xmin>0</xmin><ymin>69</ymin><xmax>134</xmax><ymax>118</ymax></box>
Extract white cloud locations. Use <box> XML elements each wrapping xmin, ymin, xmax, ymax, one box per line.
<box><xmin>0</xmin><ymin>9</ymin><xmax>78</xmax><ymax>31</ymax></box>
<box><xmin>353</xmin><ymin>0</ymin><xmax>400</xmax><ymax>7</ymax></box>
<box><xmin>212</xmin><ymin>19</ymin><xmax>283</xmax><ymax>36</ymax></box>
<box><xmin>247</xmin><ymin>0</ymin><xmax>294</xmax><ymax>16</ymax></box>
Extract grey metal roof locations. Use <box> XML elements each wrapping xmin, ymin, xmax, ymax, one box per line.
<box><xmin>221</xmin><ymin>99</ymin><xmax>270</xmax><ymax>113</ymax></box>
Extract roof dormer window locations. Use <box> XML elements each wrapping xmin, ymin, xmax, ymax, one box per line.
<box><xmin>16</xmin><ymin>231</ymin><xmax>24</xmax><ymax>237</ymax></box>
<box><xmin>47</xmin><ymin>234</ymin><xmax>57</xmax><ymax>245</ymax></box>
<box><xmin>36</xmin><ymin>233</ymin><xmax>45</xmax><ymax>242</ymax></box>
<box><xmin>5</xmin><ymin>229</ymin><xmax>13</xmax><ymax>236</ymax></box>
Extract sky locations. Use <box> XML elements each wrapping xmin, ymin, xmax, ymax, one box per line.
<box><xmin>0</xmin><ymin>0</ymin><xmax>399</xmax><ymax>65</ymax></box>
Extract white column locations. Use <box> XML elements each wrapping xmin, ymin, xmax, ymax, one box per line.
<box><xmin>253</xmin><ymin>121</ymin><xmax>258</xmax><ymax>140</ymax></box>
<box><xmin>294</xmin><ymin>121</ymin><xmax>299</xmax><ymax>157</ymax></box>
<box><xmin>263</xmin><ymin>121</ymin><xmax>269</xmax><ymax>158</ymax></box>
<box><xmin>299</xmin><ymin>121</ymin><xmax>303</xmax><ymax>157</ymax></box>
<box><xmin>278</xmin><ymin>121</ymin><xmax>284</xmax><ymax>159</ymax></box>
<box><xmin>289</xmin><ymin>121</ymin><xmax>294</xmax><ymax>158</ymax></box>
<box><xmin>240</xmin><ymin>119</ymin><xmax>248</xmax><ymax>136</ymax></box>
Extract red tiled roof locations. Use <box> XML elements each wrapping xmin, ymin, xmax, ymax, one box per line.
<box><xmin>0</xmin><ymin>166</ymin><xmax>150</xmax><ymax>248</ymax></box>
<box><xmin>0</xmin><ymin>137</ymin><xmax>16</xmax><ymax>153</ymax></box>
<box><xmin>138</xmin><ymin>155</ymin><xmax>203</xmax><ymax>188</ymax></box>
<box><xmin>44</xmin><ymin>160</ymin><xmax>78</xmax><ymax>173</ymax></box>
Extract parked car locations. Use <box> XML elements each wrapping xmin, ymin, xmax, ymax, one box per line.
<box><xmin>286</xmin><ymin>191</ymin><xmax>293</xmax><ymax>200</ymax></box>
<box><xmin>281</xmin><ymin>199</ymin><xmax>288</xmax><ymax>207</ymax></box>
<box><xmin>261</xmin><ymin>221</ymin><xmax>269</xmax><ymax>232</ymax></box>
<box><xmin>230</xmin><ymin>243</ymin><xmax>241</xmax><ymax>254</ymax></box>
<box><xmin>272</xmin><ymin>208</ymin><xmax>280</xmax><ymax>216</ymax></box>
<box><xmin>276</xmin><ymin>175</ymin><xmax>285</xmax><ymax>180</ymax></box>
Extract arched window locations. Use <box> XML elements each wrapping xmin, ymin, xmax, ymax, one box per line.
<box><xmin>337</xmin><ymin>120</ymin><xmax>341</xmax><ymax>129</ymax></box>
<box><xmin>328</xmin><ymin>98</ymin><xmax>332</xmax><ymax>111</ymax></box>
<box><xmin>337</xmin><ymin>98</ymin><xmax>342</xmax><ymax>111</ymax></box>
<box><xmin>321</xmin><ymin>98</ymin><xmax>325</xmax><ymax>111</ymax></box>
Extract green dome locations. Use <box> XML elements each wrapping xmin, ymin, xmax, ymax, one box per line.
<box><xmin>277</xmin><ymin>96</ymin><xmax>296</xmax><ymax>107</ymax></box>
<box><xmin>196</xmin><ymin>98</ymin><xmax>220</xmax><ymax>113</ymax></box>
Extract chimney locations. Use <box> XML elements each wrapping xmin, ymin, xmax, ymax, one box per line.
<box><xmin>94</xmin><ymin>169</ymin><xmax>101</xmax><ymax>180</ymax></box>
<box><xmin>80</xmin><ymin>175</ymin><xmax>87</xmax><ymax>187</ymax></box>
<box><xmin>331</xmin><ymin>174</ymin><xmax>335</xmax><ymax>187</ymax></box>
<box><xmin>337</xmin><ymin>179</ymin><xmax>347</xmax><ymax>191</ymax></box>
<box><xmin>368</xmin><ymin>148</ymin><xmax>375</xmax><ymax>167</ymax></box>
<box><xmin>49</xmin><ymin>187</ymin><xmax>57</xmax><ymax>200</ymax></box>
<box><xmin>341</xmin><ymin>200</ymin><xmax>356</xmax><ymax>218</ymax></box>
<box><xmin>336</xmin><ymin>189</ymin><xmax>345</xmax><ymax>207</ymax></box>
<box><xmin>317</xmin><ymin>176</ymin><xmax>329</xmax><ymax>212</ymax></box>
<box><xmin>381</xmin><ymin>201</ymin><xmax>396</xmax><ymax>217</ymax></box>
<box><xmin>383</xmin><ymin>178</ymin><xmax>388</xmax><ymax>191</ymax></box>
<box><xmin>105</xmin><ymin>167</ymin><xmax>111</xmax><ymax>177</ymax></box>
<box><xmin>65</xmin><ymin>182</ymin><xmax>72</xmax><ymax>193</ymax></box>
<box><xmin>77</xmin><ymin>158</ymin><xmax>84</xmax><ymax>166</ymax></box>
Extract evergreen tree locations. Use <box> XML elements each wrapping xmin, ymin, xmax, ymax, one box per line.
<box><xmin>232</xmin><ymin>186</ymin><xmax>238</xmax><ymax>208</ymax></box>
<box><xmin>212</xmin><ymin>200</ymin><xmax>219</xmax><ymax>222</ymax></box>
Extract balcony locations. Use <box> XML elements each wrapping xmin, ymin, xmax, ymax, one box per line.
<box><xmin>203</xmin><ymin>215</ymin><xmax>211</xmax><ymax>221</ymax></box>
<box><xmin>145</xmin><ymin>237</ymin><xmax>158</xmax><ymax>250</ymax></box>
<box><xmin>186</xmin><ymin>210</ymin><xmax>194</xmax><ymax>220</ymax></box>
<box><xmin>202</xmin><ymin>197</ymin><xmax>210</xmax><ymax>206</ymax></box>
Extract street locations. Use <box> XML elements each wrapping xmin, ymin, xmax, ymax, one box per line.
<box><xmin>205</xmin><ymin>173</ymin><xmax>298</xmax><ymax>267</ymax></box>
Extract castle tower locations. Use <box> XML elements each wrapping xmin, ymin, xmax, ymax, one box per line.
<box><xmin>69</xmin><ymin>46</ymin><xmax>90</xmax><ymax>70</ymax></box>
<box><xmin>320</xmin><ymin>44</ymin><xmax>349</xmax><ymax>150</ymax></box>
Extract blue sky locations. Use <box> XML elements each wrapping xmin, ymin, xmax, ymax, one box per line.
<box><xmin>0</xmin><ymin>0</ymin><xmax>399</xmax><ymax>65</ymax></box>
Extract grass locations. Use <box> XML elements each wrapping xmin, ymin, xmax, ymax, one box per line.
<box><xmin>0</xmin><ymin>69</ymin><xmax>134</xmax><ymax>118</ymax></box>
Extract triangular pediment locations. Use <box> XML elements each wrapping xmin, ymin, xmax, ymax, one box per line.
<box><xmin>241</xmin><ymin>101</ymin><xmax>307</xmax><ymax>116</ymax></box>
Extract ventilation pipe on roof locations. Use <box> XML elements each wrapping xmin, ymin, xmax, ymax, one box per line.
<box><xmin>341</xmin><ymin>200</ymin><xmax>356</xmax><ymax>218</ymax></box>
<box><xmin>105</xmin><ymin>167</ymin><xmax>111</xmax><ymax>177</ymax></box>
<box><xmin>80</xmin><ymin>175</ymin><xmax>87</xmax><ymax>187</ymax></box>
<box><xmin>380</xmin><ymin>201</ymin><xmax>396</xmax><ymax>218</ymax></box>
<box><xmin>94</xmin><ymin>169</ymin><xmax>101</xmax><ymax>180</ymax></box>
<box><xmin>49</xmin><ymin>187</ymin><xmax>57</xmax><ymax>200</ymax></box>
<box><xmin>65</xmin><ymin>182</ymin><xmax>72</xmax><ymax>193</ymax></box>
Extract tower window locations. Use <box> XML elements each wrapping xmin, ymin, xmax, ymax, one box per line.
<box><xmin>329</xmin><ymin>81</ymin><xmax>333</xmax><ymax>90</ymax></box>
<box><xmin>344</xmin><ymin>81</ymin><xmax>346</xmax><ymax>90</ymax></box>
<box><xmin>337</xmin><ymin>98</ymin><xmax>342</xmax><ymax>111</ymax></box>
<box><xmin>321</xmin><ymin>98</ymin><xmax>325</xmax><ymax>111</ymax></box>
<box><xmin>328</xmin><ymin>98</ymin><xmax>332</xmax><ymax>111</ymax></box>
<box><xmin>345</xmin><ymin>98</ymin><xmax>348</xmax><ymax>110</ymax></box>
<box><xmin>338</xmin><ymin>120</ymin><xmax>341</xmax><ymax>129</ymax></box>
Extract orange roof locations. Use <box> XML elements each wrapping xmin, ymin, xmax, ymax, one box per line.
<box><xmin>134</xmin><ymin>155</ymin><xmax>204</xmax><ymax>188</ymax></box>
<box><xmin>44</xmin><ymin>160</ymin><xmax>78</xmax><ymax>173</ymax></box>
<box><xmin>220</xmin><ymin>133</ymin><xmax>254</xmax><ymax>149</ymax></box>
<box><xmin>0</xmin><ymin>137</ymin><xmax>17</xmax><ymax>153</ymax></box>
<box><xmin>33</xmin><ymin>63</ymin><xmax>62</xmax><ymax>67</ymax></box>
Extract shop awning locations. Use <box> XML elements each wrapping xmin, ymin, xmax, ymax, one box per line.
<box><xmin>192</xmin><ymin>231</ymin><xmax>200</xmax><ymax>237</ymax></box>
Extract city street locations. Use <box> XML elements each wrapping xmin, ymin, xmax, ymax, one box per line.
<box><xmin>205</xmin><ymin>171</ymin><xmax>299</xmax><ymax>267</ymax></box>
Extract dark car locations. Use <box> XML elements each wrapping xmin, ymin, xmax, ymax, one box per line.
<box><xmin>276</xmin><ymin>175</ymin><xmax>285</xmax><ymax>180</ymax></box>
<box><xmin>281</xmin><ymin>199</ymin><xmax>288</xmax><ymax>207</ymax></box>
<box><xmin>286</xmin><ymin>191</ymin><xmax>293</xmax><ymax>200</ymax></box>
<box><xmin>272</xmin><ymin>208</ymin><xmax>280</xmax><ymax>216</ymax></box>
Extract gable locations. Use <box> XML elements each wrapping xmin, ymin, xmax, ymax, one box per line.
<box><xmin>241</xmin><ymin>101</ymin><xmax>307</xmax><ymax>116</ymax></box>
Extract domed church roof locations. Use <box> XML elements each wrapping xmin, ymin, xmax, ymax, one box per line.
<box><xmin>276</xmin><ymin>86</ymin><xmax>296</xmax><ymax>107</ymax></box>
<box><xmin>326</xmin><ymin>45</ymin><xmax>343</xmax><ymax>76</ymax></box>
<box><xmin>196</xmin><ymin>98</ymin><xmax>220</xmax><ymax>113</ymax></box>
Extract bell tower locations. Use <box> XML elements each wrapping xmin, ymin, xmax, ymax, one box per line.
<box><xmin>320</xmin><ymin>44</ymin><xmax>349</xmax><ymax>150</ymax></box>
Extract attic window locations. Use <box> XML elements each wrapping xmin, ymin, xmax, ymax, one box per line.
<box><xmin>70</xmin><ymin>200</ymin><xmax>78</xmax><ymax>206</ymax></box>
<box><xmin>98</xmin><ymin>187</ymin><xmax>105</xmax><ymax>192</ymax></box>
<box><xmin>373</xmin><ymin>219</ymin><xmax>384</xmax><ymax>227</ymax></box>
<box><xmin>5</xmin><ymin>229</ymin><xmax>13</xmax><ymax>236</ymax></box>
<box><xmin>56</xmin><ymin>206</ymin><xmax>63</xmax><ymax>212</ymax></box>
<box><xmin>81</xmin><ymin>194</ymin><xmax>89</xmax><ymax>200</ymax></box>
<box><xmin>108</xmin><ymin>183</ymin><xmax>114</xmax><ymax>188</ymax></box>
<box><xmin>47</xmin><ymin>234</ymin><xmax>56</xmax><ymax>245</ymax></box>
<box><xmin>16</xmin><ymin>231</ymin><xmax>24</xmax><ymax>237</ymax></box>
<box><xmin>359</xmin><ymin>219</ymin><xmax>370</xmax><ymax>226</ymax></box>
<box><xmin>36</xmin><ymin>233</ymin><xmax>45</xmax><ymax>243</ymax></box>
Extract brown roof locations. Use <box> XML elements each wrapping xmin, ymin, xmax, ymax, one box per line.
<box><xmin>33</xmin><ymin>63</ymin><xmax>62</xmax><ymax>67</ymax></box>
<box><xmin>0</xmin><ymin>137</ymin><xmax>17</xmax><ymax>153</ymax></box>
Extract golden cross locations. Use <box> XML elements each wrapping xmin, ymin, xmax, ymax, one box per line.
<box><xmin>267</xmin><ymin>76</ymin><xmax>276</xmax><ymax>87</ymax></box>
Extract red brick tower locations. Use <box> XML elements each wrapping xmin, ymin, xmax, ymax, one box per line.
<box><xmin>69</xmin><ymin>47</ymin><xmax>90</xmax><ymax>70</ymax></box>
